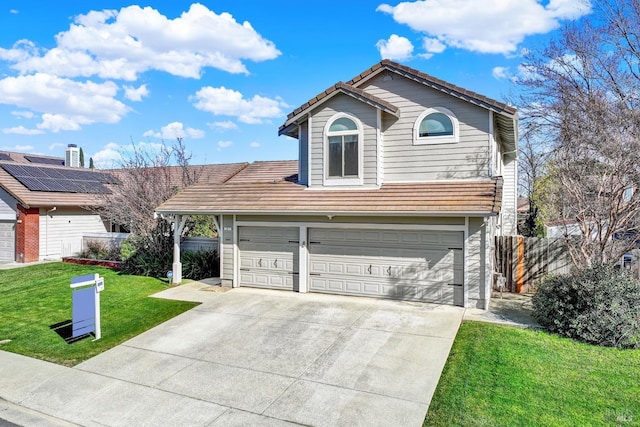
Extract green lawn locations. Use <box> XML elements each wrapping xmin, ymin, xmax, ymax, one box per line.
<box><xmin>425</xmin><ymin>322</ymin><xmax>640</xmax><ymax>427</ymax></box>
<box><xmin>0</xmin><ymin>263</ymin><xmax>198</xmax><ymax>366</ymax></box>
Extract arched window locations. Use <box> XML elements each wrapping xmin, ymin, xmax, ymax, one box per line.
<box><xmin>325</xmin><ymin>115</ymin><xmax>361</xmax><ymax>181</ymax></box>
<box><xmin>414</xmin><ymin>107</ymin><xmax>459</xmax><ymax>145</ymax></box>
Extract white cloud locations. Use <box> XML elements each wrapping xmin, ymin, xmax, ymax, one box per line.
<box><xmin>123</xmin><ymin>84</ymin><xmax>149</xmax><ymax>101</ymax></box>
<box><xmin>376</xmin><ymin>34</ymin><xmax>414</xmax><ymax>61</ymax></box>
<box><xmin>0</xmin><ymin>73</ymin><xmax>128</xmax><ymax>132</ymax></box>
<box><xmin>547</xmin><ymin>0</ymin><xmax>591</xmax><ymax>19</ymax></box>
<box><xmin>2</xmin><ymin>126</ymin><xmax>43</xmax><ymax>135</ymax></box>
<box><xmin>377</xmin><ymin>0</ymin><xmax>592</xmax><ymax>55</ymax></box>
<box><xmin>492</xmin><ymin>66</ymin><xmax>510</xmax><ymax>80</ymax></box>
<box><xmin>92</xmin><ymin>140</ymin><xmax>169</xmax><ymax>168</ymax></box>
<box><xmin>143</xmin><ymin>121</ymin><xmax>205</xmax><ymax>139</ymax></box>
<box><xmin>218</xmin><ymin>140</ymin><xmax>233</xmax><ymax>148</ymax></box>
<box><xmin>250</xmin><ymin>141</ymin><xmax>261</xmax><ymax>148</ymax></box>
<box><xmin>191</xmin><ymin>86</ymin><xmax>286</xmax><ymax>124</ymax></box>
<box><xmin>48</xmin><ymin>142</ymin><xmax>65</xmax><ymax>151</ymax></box>
<box><xmin>10</xmin><ymin>9</ymin><xmax>18</xmax><ymax>15</ymax></box>
<box><xmin>92</xmin><ymin>142</ymin><xmax>123</xmax><ymax>168</ymax></box>
<box><xmin>423</xmin><ymin>37</ymin><xmax>446</xmax><ymax>54</ymax></box>
<box><xmin>11</xmin><ymin>110</ymin><xmax>34</xmax><ymax>119</ymax></box>
<box><xmin>209</xmin><ymin>120</ymin><xmax>238</xmax><ymax>130</ymax></box>
<box><xmin>1</xmin><ymin>144</ymin><xmax>34</xmax><ymax>151</ymax></box>
<box><xmin>1</xmin><ymin>4</ymin><xmax>280</xmax><ymax>80</ymax></box>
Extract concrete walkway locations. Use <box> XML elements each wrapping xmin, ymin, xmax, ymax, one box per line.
<box><xmin>0</xmin><ymin>283</ymin><xmax>470</xmax><ymax>427</ymax></box>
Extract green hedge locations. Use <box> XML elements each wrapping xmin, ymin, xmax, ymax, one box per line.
<box><xmin>532</xmin><ymin>266</ymin><xmax>640</xmax><ymax>349</ymax></box>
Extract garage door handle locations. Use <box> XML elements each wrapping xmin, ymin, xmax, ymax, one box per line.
<box><xmin>288</xmin><ymin>240</ymin><xmax>299</xmax><ymax>243</ymax></box>
<box><xmin>448</xmin><ymin>247</ymin><xmax>462</xmax><ymax>250</ymax></box>
<box><xmin>448</xmin><ymin>283</ymin><xmax>463</xmax><ymax>287</ymax></box>
<box><xmin>387</xmin><ymin>266</ymin><xmax>391</xmax><ymax>276</ymax></box>
<box><xmin>309</xmin><ymin>241</ymin><xmax>321</xmax><ymax>244</ymax></box>
<box><xmin>274</xmin><ymin>259</ymin><xmax>278</xmax><ymax>267</ymax></box>
<box><xmin>310</xmin><ymin>273</ymin><xmax>321</xmax><ymax>276</ymax></box>
<box><xmin>258</xmin><ymin>258</ymin><xmax>262</xmax><ymax>267</ymax></box>
<box><xmin>367</xmin><ymin>265</ymin><xmax>372</xmax><ymax>274</ymax></box>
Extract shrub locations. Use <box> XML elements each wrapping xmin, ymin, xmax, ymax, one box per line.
<box><xmin>119</xmin><ymin>220</ymin><xmax>173</xmax><ymax>278</ymax></box>
<box><xmin>119</xmin><ymin>248</ymin><xmax>173</xmax><ymax>278</ymax></box>
<box><xmin>532</xmin><ymin>266</ymin><xmax>640</xmax><ymax>349</ymax></box>
<box><xmin>78</xmin><ymin>240</ymin><xmax>121</xmax><ymax>261</ymax></box>
<box><xmin>182</xmin><ymin>249</ymin><xmax>219</xmax><ymax>281</ymax></box>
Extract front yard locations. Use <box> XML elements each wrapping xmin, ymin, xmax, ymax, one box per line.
<box><xmin>424</xmin><ymin>321</ymin><xmax>640</xmax><ymax>426</ymax></box>
<box><xmin>0</xmin><ymin>263</ymin><xmax>198</xmax><ymax>366</ymax></box>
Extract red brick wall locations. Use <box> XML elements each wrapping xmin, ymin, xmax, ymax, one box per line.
<box><xmin>15</xmin><ymin>205</ymin><xmax>39</xmax><ymax>263</ymax></box>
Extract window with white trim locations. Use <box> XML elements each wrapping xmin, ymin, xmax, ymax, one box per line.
<box><xmin>325</xmin><ymin>115</ymin><xmax>362</xmax><ymax>182</ymax></box>
<box><xmin>413</xmin><ymin>107</ymin><xmax>459</xmax><ymax>145</ymax></box>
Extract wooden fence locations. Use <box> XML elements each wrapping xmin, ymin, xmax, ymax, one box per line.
<box><xmin>494</xmin><ymin>236</ymin><xmax>573</xmax><ymax>293</ymax></box>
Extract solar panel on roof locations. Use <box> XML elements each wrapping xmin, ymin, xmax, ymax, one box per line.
<box><xmin>0</xmin><ymin>163</ymin><xmax>114</xmax><ymax>194</ymax></box>
<box><xmin>0</xmin><ymin>153</ymin><xmax>12</xmax><ymax>161</ymax></box>
<box><xmin>24</xmin><ymin>155</ymin><xmax>64</xmax><ymax>166</ymax></box>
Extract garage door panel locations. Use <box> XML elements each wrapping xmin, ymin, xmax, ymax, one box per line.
<box><xmin>239</xmin><ymin>252</ymin><xmax>295</xmax><ymax>272</ymax></box>
<box><xmin>309</xmin><ymin>228</ymin><xmax>464</xmax><ymax>305</ymax></box>
<box><xmin>309</xmin><ymin>228</ymin><xmax>462</xmax><ymax>248</ymax></box>
<box><xmin>238</xmin><ymin>226</ymin><xmax>298</xmax><ymax>290</ymax></box>
<box><xmin>240</xmin><ymin>271</ymin><xmax>295</xmax><ymax>288</ymax></box>
<box><xmin>240</xmin><ymin>226</ymin><xmax>299</xmax><ymax>242</ymax></box>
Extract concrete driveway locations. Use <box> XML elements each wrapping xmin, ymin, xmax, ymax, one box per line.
<box><xmin>0</xmin><ymin>285</ymin><xmax>464</xmax><ymax>427</ymax></box>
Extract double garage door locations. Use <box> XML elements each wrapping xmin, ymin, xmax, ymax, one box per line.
<box><xmin>238</xmin><ymin>226</ymin><xmax>464</xmax><ymax>305</ymax></box>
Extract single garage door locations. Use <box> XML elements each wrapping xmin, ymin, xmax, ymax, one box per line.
<box><xmin>0</xmin><ymin>220</ymin><xmax>15</xmax><ymax>261</ymax></box>
<box><xmin>238</xmin><ymin>226</ymin><xmax>299</xmax><ymax>290</ymax></box>
<box><xmin>308</xmin><ymin>228</ymin><xmax>464</xmax><ymax>305</ymax></box>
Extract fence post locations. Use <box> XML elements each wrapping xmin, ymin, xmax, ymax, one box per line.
<box><xmin>516</xmin><ymin>236</ymin><xmax>525</xmax><ymax>293</ymax></box>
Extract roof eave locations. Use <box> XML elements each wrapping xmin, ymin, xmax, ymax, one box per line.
<box><xmin>278</xmin><ymin>84</ymin><xmax>400</xmax><ymax>138</ymax></box>
<box><xmin>155</xmin><ymin>208</ymin><xmax>499</xmax><ymax>217</ymax></box>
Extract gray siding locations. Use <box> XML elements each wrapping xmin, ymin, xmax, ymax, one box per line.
<box><xmin>364</xmin><ymin>74</ymin><xmax>491</xmax><ymax>181</ymax></box>
<box><xmin>221</xmin><ymin>215</ymin><xmax>234</xmax><ymax>285</ymax></box>
<box><xmin>298</xmin><ymin>122</ymin><xmax>309</xmax><ymax>185</ymax></box>
<box><xmin>309</xmin><ymin>94</ymin><xmax>378</xmax><ymax>187</ymax></box>
<box><xmin>467</xmin><ymin>217</ymin><xmax>485</xmax><ymax>308</ymax></box>
<box><xmin>0</xmin><ymin>187</ymin><xmax>17</xmax><ymax>217</ymax></box>
<box><xmin>236</xmin><ymin>215</ymin><xmax>466</xmax><ymax>226</ymax></box>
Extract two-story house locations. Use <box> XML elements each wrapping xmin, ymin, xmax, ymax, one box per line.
<box><xmin>157</xmin><ymin>60</ymin><xmax>518</xmax><ymax>309</ymax></box>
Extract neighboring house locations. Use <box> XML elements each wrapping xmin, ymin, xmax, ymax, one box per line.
<box><xmin>157</xmin><ymin>60</ymin><xmax>518</xmax><ymax>309</ymax></box>
<box><xmin>0</xmin><ymin>151</ymin><xmax>115</xmax><ymax>262</ymax></box>
<box><xmin>0</xmin><ymin>149</ymin><xmax>248</xmax><ymax>262</ymax></box>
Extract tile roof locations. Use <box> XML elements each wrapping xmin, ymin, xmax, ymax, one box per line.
<box><xmin>279</xmin><ymin>59</ymin><xmax>517</xmax><ymax>136</ymax></box>
<box><xmin>226</xmin><ymin>160</ymin><xmax>298</xmax><ymax>183</ymax></box>
<box><xmin>108</xmin><ymin>162</ymin><xmax>249</xmax><ymax>189</ymax></box>
<box><xmin>157</xmin><ymin>177</ymin><xmax>503</xmax><ymax>216</ymax></box>
<box><xmin>0</xmin><ymin>162</ymin><xmax>112</xmax><ymax>208</ymax></box>
<box><xmin>0</xmin><ymin>161</ymin><xmax>249</xmax><ymax>208</ymax></box>
<box><xmin>0</xmin><ymin>151</ymin><xmax>65</xmax><ymax>165</ymax></box>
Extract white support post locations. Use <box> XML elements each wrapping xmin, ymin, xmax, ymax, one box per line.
<box><xmin>94</xmin><ymin>273</ymin><xmax>102</xmax><ymax>340</ymax></box>
<box><xmin>298</xmin><ymin>226</ymin><xmax>308</xmax><ymax>293</ymax></box>
<box><xmin>172</xmin><ymin>214</ymin><xmax>187</xmax><ymax>284</ymax></box>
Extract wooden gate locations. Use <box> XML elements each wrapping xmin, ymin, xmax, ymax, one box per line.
<box><xmin>494</xmin><ymin>236</ymin><xmax>572</xmax><ymax>293</ymax></box>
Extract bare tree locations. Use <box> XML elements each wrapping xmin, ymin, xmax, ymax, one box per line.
<box><xmin>517</xmin><ymin>0</ymin><xmax>640</xmax><ymax>267</ymax></box>
<box><xmin>101</xmin><ymin>139</ymin><xmax>203</xmax><ymax>245</ymax></box>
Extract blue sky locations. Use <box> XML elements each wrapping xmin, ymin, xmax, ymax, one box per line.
<box><xmin>0</xmin><ymin>1</ymin><xmax>591</xmax><ymax>167</ymax></box>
